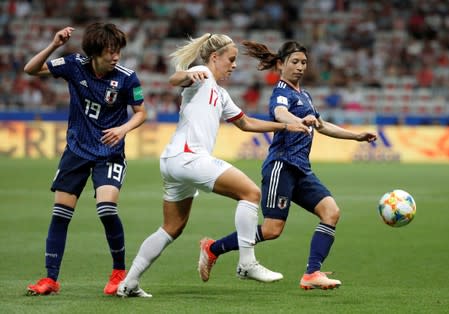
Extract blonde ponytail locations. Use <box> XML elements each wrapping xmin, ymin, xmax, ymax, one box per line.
<box><xmin>170</xmin><ymin>33</ymin><xmax>234</xmax><ymax>71</ymax></box>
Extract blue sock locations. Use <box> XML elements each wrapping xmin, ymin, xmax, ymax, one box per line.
<box><xmin>306</xmin><ymin>223</ymin><xmax>335</xmax><ymax>274</ymax></box>
<box><xmin>211</xmin><ymin>225</ymin><xmax>264</xmax><ymax>257</ymax></box>
<box><xmin>45</xmin><ymin>203</ymin><xmax>74</xmax><ymax>281</ymax></box>
<box><xmin>97</xmin><ymin>202</ymin><xmax>125</xmax><ymax>270</ymax></box>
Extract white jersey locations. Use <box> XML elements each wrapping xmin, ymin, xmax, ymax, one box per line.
<box><xmin>161</xmin><ymin>65</ymin><xmax>243</xmax><ymax>157</ymax></box>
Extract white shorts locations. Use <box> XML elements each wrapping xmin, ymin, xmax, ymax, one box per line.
<box><xmin>160</xmin><ymin>153</ymin><xmax>233</xmax><ymax>202</ymax></box>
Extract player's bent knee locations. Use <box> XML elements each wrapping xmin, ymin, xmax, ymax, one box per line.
<box><xmin>242</xmin><ymin>187</ymin><xmax>261</xmax><ymax>204</ymax></box>
<box><xmin>262</xmin><ymin>224</ymin><xmax>284</xmax><ymax>240</ymax></box>
<box><xmin>331</xmin><ymin>207</ymin><xmax>341</xmax><ymax>223</ymax></box>
<box><xmin>264</xmin><ymin>232</ymin><xmax>281</xmax><ymax>240</ymax></box>
<box><xmin>263</xmin><ymin>229</ymin><xmax>282</xmax><ymax>240</ymax></box>
<box><xmin>320</xmin><ymin>207</ymin><xmax>340</xmax><ymax>225</ymax></box>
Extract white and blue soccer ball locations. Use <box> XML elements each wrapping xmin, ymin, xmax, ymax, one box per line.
<box><xmin>378</xmin><ymin>189</ymin><xmax>416</xmax><ymax>227</ymax></box>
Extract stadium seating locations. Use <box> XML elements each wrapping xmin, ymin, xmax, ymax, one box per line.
<box><xmin>0</xmin><ymin>0</ymin><xmax>447</xmax><ymax>125</ymax></box>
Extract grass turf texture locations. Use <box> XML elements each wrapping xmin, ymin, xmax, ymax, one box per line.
<box><xmin>0</xmin><ymin>158</ymin><xmax>448</xmax><ymax>313</ymax></box>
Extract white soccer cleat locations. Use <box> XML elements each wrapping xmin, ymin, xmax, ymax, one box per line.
<box><xmin>116</xmin><ymin>280</ymin><xmax>152</xmax><ymax>298</ymax></box>
<box><xmin>236</xmin><ymin>262</ymin><xmax>283</xmax><ymax>282</ymax></box>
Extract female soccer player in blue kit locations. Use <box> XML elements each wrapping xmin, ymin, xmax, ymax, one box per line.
<box><xmin>24</xmin><ymin>23</ymin><xmax>147</xmax><ymax>295</ymax></box>
<box><xmin>198</xmin><ymin>40</ymin><xmax>377</xmax><ymax>290</ymax></box>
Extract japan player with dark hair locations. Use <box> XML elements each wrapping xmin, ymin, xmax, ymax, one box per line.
<box><xmin>24</xmin><ymin>23</ymin><xmax>147</xmax><ymax>296</ymax></box>
<box><xmin>198</xmin><ymin>40</ymin><xmax>377</xmax><ymax>290</ymax></box>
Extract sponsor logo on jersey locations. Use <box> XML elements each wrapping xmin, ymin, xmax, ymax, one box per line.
<box><xmin>50</xmin><ymin>57</ymin><xmax>65</xmax><ymax>67</ymax></box>
<box><xmin>79</xmin><ymin>80</ymin><xmax>88</xmax><ymax>87</ymax></box>
<box><xmin>105</xmin><ymin>88</ymin><xmax>118</xmax><ymax>105</ymax></box>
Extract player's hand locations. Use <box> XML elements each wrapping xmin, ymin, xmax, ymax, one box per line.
<box><xmin>186</xmin><ymin>71</ymin><xmax>208</xmax><ymax>83</ymax></box>
<box><xmin>357</xmin><ymin>132</ymin><xmax>377</xmax><ymax>142</ymax></box>
<box><xmin>286</xmin><ymin>122</ymin><xmax>311</xmax><ymax>135</ymax></box>
<box><xmin>302</xmin><ymin>115</ymin><xmax>320</xmax><ymax>128</ymax></box>
<box><xmin>101</xmin><ymin>127</ymin><xmax>126</xmax><ymax>147</ymax></box>
<box><xmin>52</xmin><ymin>27</ymin><xmax>74</xmax><ymax>47</ymax></box>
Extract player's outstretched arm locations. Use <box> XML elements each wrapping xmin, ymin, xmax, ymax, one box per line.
<box><xmin>317</xmin><ymin>118</ymin><xmax>377</xmax><ymax>142</ymax></box>
<box><xmin>232</xmin><ymin>114</ymin><xmax>310</xmax><ymax>134</ymax></box>
<box><xmin>24</xmin><ymin>26</ymin><xmax>74</xmax><ymax>76</ymax></box>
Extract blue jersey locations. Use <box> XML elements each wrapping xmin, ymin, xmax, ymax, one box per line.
<box><xmin>262</xmin><ymin>80</ymin><xmax>320</xmax><ymax>175</ymax></box>
<box><xmin>47</xmin><ymin>53</ymin><xmax>144</xmax><ymax>160</ymax></box>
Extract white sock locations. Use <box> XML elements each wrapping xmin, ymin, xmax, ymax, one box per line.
<box><xmin>235</xmin><ymin>200</ymin><xmax>258</xmax><ymax>265</ymax></box>
<box><xmin>125</xmin><ymin>227</ymin><xmax>173</xmax><ymax>283</ymax></box>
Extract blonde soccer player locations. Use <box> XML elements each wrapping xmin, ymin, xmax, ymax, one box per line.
<box><xmin>117</xmin><ymin>33</ymin><xmax>312</xmax><ymax>297</ymax></box>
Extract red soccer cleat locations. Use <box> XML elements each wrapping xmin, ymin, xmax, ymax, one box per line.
<box><xmin>104</xmin><ymin>269</ymin><xmax>126</xmax><ymax>295</ymax></box>
<box><xmin>198</xmin><ymin>238</ymin><xmax>218</xmax><ymax>282</ymax></box>
<box><xmin>27</xmin><ymin>277</ymin><xmax>60</xmax><ymax>296</ymax></box>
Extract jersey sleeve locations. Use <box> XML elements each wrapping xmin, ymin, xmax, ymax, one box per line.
<box><xmin>220</xmin><ymin>87</ymin><xmax>244</xmax><ymax>122</ymax></box>
<box><xmin>46</xmin><ymin>53</ymin><xmax>76</xmax><ymax>79</ymax></box>
<box><xmin>268</xmin><ymin>87</ymin><xmax>290</xmax><ymax>118</ymax></box>
<box><xmin>125</xmin><ymin>72</ymin><xmax>144</xmax><ymax>106</ymax></box>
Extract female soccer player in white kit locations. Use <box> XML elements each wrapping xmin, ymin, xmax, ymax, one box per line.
<box><xmin>117</xmin><ymin>33</ymin><xmax>311</xmax><ymax>297</ymax></box>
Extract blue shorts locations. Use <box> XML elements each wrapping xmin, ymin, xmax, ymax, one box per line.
<box><xmin>260</xmin><ymin>161</ymin><xmax>332</xmax><ymax>221</ymax></box>
<box><xmin>51</xmin><ymin>148</ymin><xmax>127</xmax><ymax>198</ymax></box>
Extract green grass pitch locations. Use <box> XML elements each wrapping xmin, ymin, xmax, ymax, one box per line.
<box><xmin>0</xmin><ymin>158</ymin><xmax>448</xmax><ymax>313</ymax></box>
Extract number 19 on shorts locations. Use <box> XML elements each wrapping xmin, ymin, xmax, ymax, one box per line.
<box><xmin>107</xmin><ymin>162</ymin><xmax>125</xmax><ymax>183</ymax></box>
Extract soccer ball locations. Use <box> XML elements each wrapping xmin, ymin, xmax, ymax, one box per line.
<box><xmin>378</xmin><ymin>189</ymin><xmax>416</xmax><ymax>227</ymax></box>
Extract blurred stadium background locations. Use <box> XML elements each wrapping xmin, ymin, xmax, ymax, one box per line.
<box><xmin>1</xmin><ymin>0</ymin><xmax>448</xmax><ymax>163</ymax></box>
<box><xmin>1</xmin><ymin>0</ymin><xmax>448</xmax><ymax>125</ymax></box>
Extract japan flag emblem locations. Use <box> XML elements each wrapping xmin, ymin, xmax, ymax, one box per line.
<box><xmin>105</xmin><ymin>88</ymin><xmax>118</xmax><ymax>105</ymax></box>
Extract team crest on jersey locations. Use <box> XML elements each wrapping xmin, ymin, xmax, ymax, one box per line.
<box><xmin>110</xmin><ymin>80</ymin><xmax>118</xmax><ymax>87</ymax></box>
<box><xmin>277</xmin><ymin>196</ymin><xmax>289</xmax><ymax>209</ymax></box>
<box><xmin>105</xmin><ymin>88</ymin><xmax>118</xmax><ymax>105</ymax></box>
